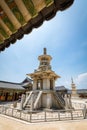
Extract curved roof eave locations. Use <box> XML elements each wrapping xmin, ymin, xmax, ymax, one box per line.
<box><xmin>0</xmin><ymin>0</ymin><xmax>74</xmax><ymax>52</ymax></box>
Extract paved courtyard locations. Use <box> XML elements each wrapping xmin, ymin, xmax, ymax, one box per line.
<box><xmin>0</xmin><ymin>114</ymin><xmax>87</xmax><ymax>130</ymax></box>
<box><xmin>0</xmin><ymin>98</ymin><xmax>87</xmax><ymax>130</ymax></box>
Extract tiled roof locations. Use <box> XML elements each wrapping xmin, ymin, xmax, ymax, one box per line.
<box><xmin>0</xmin><ymin>0</ymin><xmax>74</xmax><ymax>52</ymax></box>
<box><xmin>22</xmin><ymin>77</ymin><xmax>32</xmax><ymax>83</ymax></box>
<box><xmin>0</xmin><ymin>81</ymin><xmax>24</xmax><ymax>90</ymax></box>
<box><xmin>55</xmin><ymin>86</ymin><xmax>67</xmax><ymax>90</ymax></box>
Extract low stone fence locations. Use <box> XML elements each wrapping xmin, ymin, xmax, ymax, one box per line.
<box><xmin>72</xmin><ymin>102</ymin><xmax>86</xmax><ymax>109</ymax></box>
<box><xmin>0</xmin><ymin>106</ymin><xmax>87</xmax><ymax>123</ymax></box>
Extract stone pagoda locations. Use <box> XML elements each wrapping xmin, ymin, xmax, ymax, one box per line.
<box><xmin>22</xmin><ymin>48</ymin><xmax>65</xmax><ymax>110</ymax></box>
<box><xmin>71</xmin><ymin>78</ymin><xmax>78</xmax><ymax>98</ymax></box>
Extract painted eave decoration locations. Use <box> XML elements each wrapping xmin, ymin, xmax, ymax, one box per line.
<box><xmin>0</xmin><ymin>0</ymin><xmax>74</xmax><ymax>52</ymax></box>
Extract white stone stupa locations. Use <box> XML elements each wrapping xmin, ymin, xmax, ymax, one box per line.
<box><xmin>71</xmin><ymin>78</ymin><xmax>78</xmax><ymax>98</ymax></box>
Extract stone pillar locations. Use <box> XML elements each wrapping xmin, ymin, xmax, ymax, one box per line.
<box><xmin>53</xmin><ymin>79</ymin><xmax>55</xmax><ymax>90</ymax></box>
<box><xmin>65</xmin><ymin>94</ymin><xmax>72</xmax><ymax>109</ymax></box>
<box><xmin>64</xmin><ymin>94</ymin><xmax>68</xmax><ymax>109</ymax></box>
<box><xmin>33</xmin><ymin>79</ymin><xmax>37</xmax><ymax>90</ymax></box>
<box><xmin>46</xmin><ymin>93</ymin><xmax>52</xmax><ymax>109</ymax></box>
<box><xmin>69</xmin><ymin>95</ymin><xmax>72</xmax><ymax>109</ymax></box>
<box><xmin>43</xmin><ymin>79</ymin><xmax>46</xmax><ymax>90</ymax></box>
<box><xmin>43</xmin><ymin>79</ymin><xmax>50</xmax><ymax>90</ymax></box>
<box><xmin>20</xmin><ymin>94</ymin><xmax>25</xmax><ymax>110</ymax></box>
<box><xmin>30</xmin><ymin>94</ymin><xmax>34</xmax><ymax>111</ymax></box>
<box><xmin>47</xmin><ymin>79</ymin><xmax>50</xmax><ymax>90</ymax></box>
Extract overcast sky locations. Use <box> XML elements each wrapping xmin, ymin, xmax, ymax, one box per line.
<box><xmin>0</xmin><ymin>0</ymin><xmax>87</xmax><ymax>89</ymax></box>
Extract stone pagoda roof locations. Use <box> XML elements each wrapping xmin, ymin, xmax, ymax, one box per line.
<box><xmin>27</xmin><ymin>70</ymin><xmax>60</xmax><ymax>79</ymax></box>
<box><xmin>0</xmin><ymin>0</ymin><xmax>74</xmax><ymax>52</ymax></box>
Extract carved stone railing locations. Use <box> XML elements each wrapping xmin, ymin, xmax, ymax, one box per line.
<box><xmin>0</xmin><ymin>105</ymin><xmax>86</xmax><ymax>123</ymax></box>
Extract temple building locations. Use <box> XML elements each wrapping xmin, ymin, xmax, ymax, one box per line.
<box><xmin>0</xmin><ymin>0</ymin><xmax>74</xmax><ymax>52</ymax></box>
<box><xmin>0</xmin><ymin>77</ymin><xmax>32</xmax><ymax>101</ymax></box>
<box><xmin>22</xmin><ymin>48</ymin><xmax>65</xmax><ymax>110</ymax></box>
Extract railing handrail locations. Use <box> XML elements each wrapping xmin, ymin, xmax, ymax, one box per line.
<box><xmin>0</xmin><ymin>105</ymin><xmax>86</xmax><ymax>123</ymax></box>
<box><xmin>54</xmin><ymin>92</ymin><xmax>65</xmax><ymax>107</ymax></box>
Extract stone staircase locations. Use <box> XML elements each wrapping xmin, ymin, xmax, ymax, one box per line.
<box><xmin>23</xmin><ymin>91</ymin><xmax>42</xmax><ymax>110</ymax></box>
<box><xmin>34</xmin><ymin>91</ymin><xmax>42</xmax><ymax>109</ymax></box>
<box><xmin>23</xmin><ymin>91</ymin><xmax>33</xmax><ymax>108</ymax></box>
<box><xmin>53</xmin><ymin>91</ymin><xmax>65</xmax><ymax>109</ymax></box>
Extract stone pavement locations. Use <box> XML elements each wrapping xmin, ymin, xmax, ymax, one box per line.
<box><xmin>0</xmin><ymin>114</ymin><xmax>87</xmax><ymax>130</ymax></box>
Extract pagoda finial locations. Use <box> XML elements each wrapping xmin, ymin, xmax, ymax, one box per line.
<box><xmin>43</xmin><ymin>48</ymin><xmax>47</xmax><ymax>55</ymax></box>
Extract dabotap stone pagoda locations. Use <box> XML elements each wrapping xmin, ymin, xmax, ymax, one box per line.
<box><xmin>21</xmin><ymin>48</ymin><xmax>65</xmax><ymax>110</ymax></box>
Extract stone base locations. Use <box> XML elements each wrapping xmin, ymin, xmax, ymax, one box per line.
<box><xmin>23</xmin><ymin>90</ymin><xmax>65</xmax><ymax>110</ymax></box>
